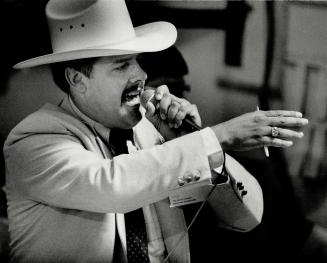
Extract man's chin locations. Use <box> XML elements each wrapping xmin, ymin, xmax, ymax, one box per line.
<box><xmin>123</xmin><ymin>106</ymin><xmax>143</xmax><ymax>128</ymax></box>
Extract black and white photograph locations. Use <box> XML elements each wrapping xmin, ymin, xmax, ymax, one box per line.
<box><xmin>0</xmin><ymin>0</ymin><xmax>326</xmax><ymax>262</ymax></box>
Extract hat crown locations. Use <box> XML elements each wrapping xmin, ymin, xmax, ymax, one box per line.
<box><xmin>13</xmin><ymin>0</ymin><xmax>177</xmax><ymax>69</ymax></box>
<box><xmin>46</xmin><ymin>0</ymin><xmax>135</xmax><ymax>53</ymax></box>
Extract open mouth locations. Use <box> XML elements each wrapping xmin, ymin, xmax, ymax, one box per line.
<box><xmin>121</xmin><ymin>82</ymin><xmax>144</xmax><ymax>106</ymax></box>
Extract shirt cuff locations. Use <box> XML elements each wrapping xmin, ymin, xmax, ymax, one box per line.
<box><xmin>199</xmin><ymin>127</ymin><xmax>224</xmax><ymax>169</ymax></box>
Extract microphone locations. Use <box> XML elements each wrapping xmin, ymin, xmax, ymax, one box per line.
<box><xmin>140</xmin><ymin>88</ymin><xmax>202</xmax><ymax>132</ymax></box>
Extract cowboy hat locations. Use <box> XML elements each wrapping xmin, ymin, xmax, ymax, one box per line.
<box><xmin>13</xmin><ymin>0</ymin><xmax>177</xmax><ymax>69</ymax></box>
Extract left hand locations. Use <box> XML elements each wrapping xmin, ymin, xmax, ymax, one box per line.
<box><xmin>211</xmin><ymin>109</ymin><xmax>308</xmax><ymax>152</ymax></box>
<box><xmin>144</xmin><ymin>85</ymin><xmax>201</xmax><ymax>140</ymax></box>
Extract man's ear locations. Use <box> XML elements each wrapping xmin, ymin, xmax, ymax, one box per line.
<box><xmin>65</xmin><ymin>67</ymin><xmax>87</xmax><ymax>93</ymax></box>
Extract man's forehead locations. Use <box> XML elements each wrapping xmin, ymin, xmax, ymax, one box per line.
<box><xmin>99</xmin><ymin>54</ymin><xmax>141</xmax><ymax>64</ymax></box>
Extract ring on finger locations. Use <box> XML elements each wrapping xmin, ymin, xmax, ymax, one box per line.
<box><xmin>271</xmin><ymin>126</ymin><xmax>279</xmax><ymax>137</ymax></box>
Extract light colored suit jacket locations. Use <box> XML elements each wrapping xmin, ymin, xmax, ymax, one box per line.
<box><xmin>4</xmin><ymin>101</ymin><xmax>263</xmax><ymax>262</ymax></box>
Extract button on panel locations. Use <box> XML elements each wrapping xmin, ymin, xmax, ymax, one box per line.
<box><xmin>183</xmin><ymin>175</ymin><xmax>193</xmax><ymax>183</ymax></box>
<box><xmin>177</xmin><ymin>178</ymin><xmax>185</xmax><ymax>186</ymax></box>
<box><xmin>177</xmin><ymin>170</ymin><xmax>203</xmax><ymax>187</ymax></box>
<box><xmin>194</xmin><ymin>174</ymin><xmax>200</xmax><ymax>181</ymax></box>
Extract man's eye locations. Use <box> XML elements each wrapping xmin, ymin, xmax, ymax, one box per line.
<box><xmin>116</xmin><ymin>62</ymin><xmax>129</xmax><ymax>71</ymax></box>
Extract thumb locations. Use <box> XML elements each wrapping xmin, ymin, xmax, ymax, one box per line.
<box><xmin>144</xmin><ymin>101</ymin><xmax>158</xmax><ymax>125</ymax></box>
<box><xmin>144</xmin><ymin>101</ymin><xmax>156</xmax><ymax>116</ymax></box>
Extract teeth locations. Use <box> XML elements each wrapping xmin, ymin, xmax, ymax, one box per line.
<box><xmin>128</xmin><ymin>89</ymin><xmax>141</xmax><ymax>95</ymax></box>
<box><xmin>125</xmin><ymin>93</ymin><xmax>139</xmax><ymax>99</ymax></box>
<box><xmin>122</xmin><ymin>84</ymin><xmax>143</xmax><ymax>104</ymax></box>
<box><xmin>124</xmin><ymin>95</ymin><xmax>140</xmax><ymax>106</ymax></box>
<box><xmin>123</xmin><ymin>92</ymin><xmax>140</xmax><ymax>105</ymax></box>
<box><xmin>127</xmin><ymin>92</ymin><xmax>138</xmax><ymax>96</ymax></box>
<box><xmin>123</xmin><ymin>91</ymin><xmax>141</xmax><ymax>100</ymax></box>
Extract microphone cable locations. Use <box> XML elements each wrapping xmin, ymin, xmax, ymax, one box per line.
<box><xmin>163</xmin><ymin>151</ymin><xmax>227</xmax><ymax>263</ymax></box>
<box><xmin>140</xmin><ymin>85</ymin><xmax>228</xmax><ymax>262</ymax></box>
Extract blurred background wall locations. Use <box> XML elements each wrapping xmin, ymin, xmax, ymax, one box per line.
<box><xmin>0</xmin><ymin>0</ymin><xmax>327</xmax><ymax>261</ymax></box>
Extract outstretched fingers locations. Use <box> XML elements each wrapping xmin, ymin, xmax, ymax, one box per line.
<box><xmin>268</xmin><ymin>116</ymin><xmax>309</xmax><ymax>128</ymax></box>
<box><xmin>256</xmin><ymin>110</ymin><xmax>309</xmax><ymax>128</ymax></box>
<box><xmin>257</xmin><ymin>126</ymin><xmax>304</xmax><ymax>139</ymax></box>
<box><xmin>264</xmin><ymin>110</ymin><xmax>303</xmax><ymax>118</ymax></box>
<box><xmin>259</xmin><ymin>136</ymin><xmax>293</xmax><ymax>148</ymax></box>
<box><xmin>253</xmin><ymin>110</ymin><xmax>308</xmax><ymax>149</ymax></box>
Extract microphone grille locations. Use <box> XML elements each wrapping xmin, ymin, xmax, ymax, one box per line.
<box><xmin>140</xmin><ymin>88</ymin><xmax>155</xmax><ymax>108</ymax></box>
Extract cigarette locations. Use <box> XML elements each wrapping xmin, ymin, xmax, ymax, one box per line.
<box><xmin>257</xmin><ymin>106</ymin><xmax>269</xmax><ymax>157</ymax></box>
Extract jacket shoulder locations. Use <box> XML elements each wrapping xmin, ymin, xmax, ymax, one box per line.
<box><xmin>4</xmin><ymin>103</ymin><xmax>87</xmax><ymax>147</ymax></box>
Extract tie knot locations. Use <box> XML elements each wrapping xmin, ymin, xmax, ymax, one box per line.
<box><xmin>109</xmin><ymin>129</ymin><xmax>134</xmax><ymax>155</ymax></box>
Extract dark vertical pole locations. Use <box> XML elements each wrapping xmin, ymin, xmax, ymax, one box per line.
<box><xmin>224</xmin><ymin>0</ymin><xmax>252</xmax><ymax>66</ymax></box>
<box><xmin>259</xmin><ymin>1</ymin><xmax>275</xmax><ymax>110</ymax></box>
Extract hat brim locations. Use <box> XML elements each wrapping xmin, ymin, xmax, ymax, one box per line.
<box><xmin>13</xmin><ymin>21</ymin><xmax>177</xmax><ymax>69</ymax></box>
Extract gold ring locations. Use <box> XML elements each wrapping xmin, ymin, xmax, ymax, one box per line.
<box><xmin>271</xmin><ymin>127</ymin><xmax>279</xmax><ymax>137</ymax></box>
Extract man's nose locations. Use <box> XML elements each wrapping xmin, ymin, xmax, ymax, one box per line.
<box><xmin>130</xmin><ymin>61</ymin><xmax>147</xmax><ymax>83</ymax></box>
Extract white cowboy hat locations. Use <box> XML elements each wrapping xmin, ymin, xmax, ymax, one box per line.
<box><xmin>13</xmin><ymin>0</ymin><xmax>177</xmax><ymax>69</ymax></box>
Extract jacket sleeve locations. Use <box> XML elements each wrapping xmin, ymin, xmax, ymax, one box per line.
<box><xmin>4</xmin><ymin>122</ymin><xmax>213</xmax><ymax>214</ymax></box>
<box><xmin>163</xmin><ymin>125</ymin><xmax>263</xmax><ymax>232</ymax></box>
<box><xmin>207</xmin><ymin>154</ymin><xmax>264</xmax><ymax>232</ymax></box>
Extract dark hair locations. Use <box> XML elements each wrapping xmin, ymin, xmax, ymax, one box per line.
<box><xmin>50</xmin><ymin>57</ymin><xmax>99</xmax><ymax>93</ymax></box>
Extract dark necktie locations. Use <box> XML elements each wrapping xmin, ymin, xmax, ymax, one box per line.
<box><xmin>109</xmin><ymin>129</ymin><xmax>150</xmax><ymax>263</ymax></box>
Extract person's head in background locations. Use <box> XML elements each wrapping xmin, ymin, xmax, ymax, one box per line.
<box><xmin>139</xmin><ymin>46</ymin><xmax>190</xmax><ymax>98</ymax></box>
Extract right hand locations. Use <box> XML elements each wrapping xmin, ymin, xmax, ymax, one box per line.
<box><xmin>144</xmin><ymin>85</ymin><xmax>201</xmax><ymax>140</ymax></box>
<box><xmin>211</xmin><ymin>109</ymin><xmax>309</xmax><ymax>152</ymax></box>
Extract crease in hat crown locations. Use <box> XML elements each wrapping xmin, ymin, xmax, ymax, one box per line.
<box><xmin>13</xmin><ymin>0</ymin><xmax>177</xmax><ymax>69</ymax></box>
<box><xmin>47</xmin><ymin>0</ymin><xmax>135</xmax><ymax>53</ymax></box>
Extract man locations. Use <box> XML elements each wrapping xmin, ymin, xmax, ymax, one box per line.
<box><xmin>4</xmin><ymin>0</ymin><xmax>308</xmax><ymax>262</ymax></box>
